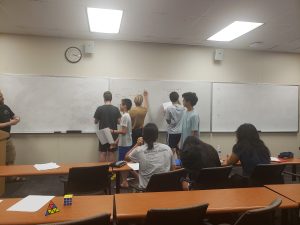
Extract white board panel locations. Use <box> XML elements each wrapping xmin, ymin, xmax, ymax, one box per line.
<box><xmin>212</xmin><ymin>83</ymin><xmax>299</xmax><ymax>132</ymax></box>
<box><xmin>0</xmin><ymin>75</ymin><xmax>109</xmax><ymax>133</ymax></box>
<box><xmin>110</xmin><ymin>79</ymin><xmax>211</xmax><ymax>132</ymax></box>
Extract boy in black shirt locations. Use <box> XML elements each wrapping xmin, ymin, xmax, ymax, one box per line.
<box><xmin>0</xmin><ymin>90</ymin><xmax>23</xmax><ymax>181</ymax></box>
<box><xmin>94</xmin><ymin>91</ymin><xmax>121</xmax><ymax>162</ymax></box>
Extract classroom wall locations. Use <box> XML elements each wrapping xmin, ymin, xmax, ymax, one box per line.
<box><xmin>0</xmin><ymin>34</ymin><xmax>300</xmax><ymax>164</ymax></box>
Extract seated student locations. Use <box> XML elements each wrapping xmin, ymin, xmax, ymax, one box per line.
<box><xmin>180</xmin><ymin>136</ymin><xmax>221</xmax><ymax>189</ymax></box>
<box><xmin>227</xmin><ymin>123</ymin><xmax>270</xmax><ymax>177</ymax></box>
<box><xmin>125</xmin><ymin>123</ymin><xmax>175</xmax><ymax>189</ymax></box>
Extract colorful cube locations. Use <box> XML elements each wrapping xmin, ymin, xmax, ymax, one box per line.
<box><xmin>64</xmin><ymin>194</ymin><xmax>73</xmax><ymax>206</ymax></box>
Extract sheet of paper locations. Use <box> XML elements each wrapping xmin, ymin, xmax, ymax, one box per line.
<box><xmin>34</xmin><ymin>162</ymin><xmax>60</xmax><ymax>171</ymax></box>
<box><xmin>127</xmin><ymin>163</ymin><xmax>139</xmax><ymax>171</ymax></box>
<box><xmin>96</xmin><ymin>128</ymin><xmax>107</xmax><ymax>144</ymax></box>
<box><xmin>270</xmin><ymin>157</ymin><xmax>281</xmax><ymax>162</ymax></box>
<box><xmin>102</xmin><ymin>128</ymin><xmax>114</xmax><ymax>144</ymax></box>
<box><xmin>96</xmin><ymin>127</ymin><xmax>114</xmax><ymax>144</ymax></box>
<box><xmin>7</xmin><ymin>195</ymin><xmax>54</xmax><ymax>212</ymax></box>
<box><xmin>162</xmin><ymin>102</ymin><xmax>172</xmax><ymax>111</ymax></box>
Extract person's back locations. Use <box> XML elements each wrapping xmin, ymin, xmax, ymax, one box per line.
<box><xmin>130</xmin><ymin>106</ymin><xmax>147</xmax><ymax>129</ymax></box>
<box><xmin>233</xmin><ymin>142</ymin><xmax>270</xmax><ymax>176</ymax></box>
<box><xmin>126</xmin><ymin>123</ymin><xmax>174</xmax><ymax>189</ymax></box>
<box><xmin>181</xmin><ymin>136</ymin><xmax>221</xmax><ymax>173</ymax></box>
<box><xmin>166</xmin><ymin>104</ymin><xmax>185</xmax><ymax>131</ymax></box>
<box><xmin>95</xmin><ymin>104</ymin><xmax>120</xmax><ymax>131</ymax></box>
<box><xmin>228</xmin><ymin>123</ymin><xmax>270</xmax><ymax>176</ymax></box>
<box><xmin>130</xmin><ymin>142</ymin><xmax>173</xmax><ymax>188</ymax></box>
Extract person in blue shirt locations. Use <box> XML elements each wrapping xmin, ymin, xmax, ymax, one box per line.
<box><xmin>227</xmin><ymin>123</ymin><xmax>270</xmax><ymax>176</ymax></box>
<box><xmin>180</xmin><ymin>92</ymin><xmax>200</xmax><ymax>149</ymax></box>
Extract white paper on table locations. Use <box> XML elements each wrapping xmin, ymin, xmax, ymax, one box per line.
<box><xmin>270</xmin><ymin>157</ymin><xmax>281</xmax><ymax>162</ymax></box>
<box><xmin>96</xmin><ymin>127</ymin><xmax>114</xmax><ymax>145</ymax></box>
<box><xmin>127</xmin><ymin>163</ymin><xmax>139</xmax><ymax>171</ymax></box>
<box><xmin>162</xmin><ymin>102</ymin><xmax>172</xmax><ymax>111</ymax></box>
<box><xmin>7</xmin><ymin>195</ymin><xmax>54</xmax><ymax>212</ymax></box>
<box><xmin>34</xmin><ymin>162</ymin><xmax>60</xmax><ymax>171</ymax></box>
<box><xmin>0</xmin><ymin>200</ymin><xmax>3</xmax><ymax>204</ymax></box>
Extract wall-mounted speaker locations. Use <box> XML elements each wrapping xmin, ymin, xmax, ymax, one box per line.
<box><xmin>214</xmin><ymin>49</ymin><xmax>224</xmax><ymax>61</ymax></box>
<box><xmin>84</xmin><ymin>41</ymin><xmax>95</xmax><ymax>54</ymax></box>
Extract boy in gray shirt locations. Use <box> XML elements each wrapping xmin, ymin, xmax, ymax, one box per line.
<box><xmin>165</xmin><ymin>91</ymin><xmax>185</xmax><ymax>154</ymax></box>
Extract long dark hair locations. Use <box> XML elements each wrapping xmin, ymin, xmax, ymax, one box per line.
<box><xmin>143</xmin><ymin>123</ymin><xmax>158</xmax><ymax>150</ymax></box>
<box><xmin>236</xmin><ymin>123</ymin><xmax>270</xmax><ymax>157</ymax></box>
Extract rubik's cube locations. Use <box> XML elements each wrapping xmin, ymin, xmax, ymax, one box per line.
<box><xmin>64</xmin><ymin>194</ymin><xmax>73</xmax><ymax>206</ymax></box>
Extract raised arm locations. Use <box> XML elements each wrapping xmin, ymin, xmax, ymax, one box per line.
<box><xmin>143</xmin><ymin>90</ymin><xmax>149</xmax><ymax>109</ymax></box>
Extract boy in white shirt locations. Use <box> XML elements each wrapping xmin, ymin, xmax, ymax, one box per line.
<box><xmin>111</xmin><ymin>98</ymin><xmax>132</xmax><ymax>188</ymax></box>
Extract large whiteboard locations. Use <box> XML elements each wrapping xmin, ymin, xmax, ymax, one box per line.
<box><xmin>110</xmin><ymin>79</ymin><xmax>211</xmax><ymax>132</ymax></box>
<box><xmin>212</xmin><ymin>83</ymin><xmax>299</xmax><ymax>132</ymax></box>
<box><xmin>0</xmin><ymin>75</ymin><xmax>109</xmax><ymax>133</ymax></box>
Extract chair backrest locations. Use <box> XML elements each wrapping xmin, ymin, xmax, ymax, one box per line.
<box><xmin>233</xmin><ymin>198</ymin><xmax>282</xmax><ymax>225</ymax></box>
<box><xmin>40</xmin><ymin>213</ymin><xmax>111</xmax><ymax>225</ymax></box>
<box><xmin>250</xmin><ymin>164</ymin><xmax>286</xmax><ymax>186</ymax></box>
<box><xmin>145</xmin><ymin>168</ymin><xmax>187</xmax><ymax>192</ymax></box>
<box><xmin>65</xmin><ymin>165</ymin><xmax>110</xmax><ymax>195</ymax></box>
<box><xmin>145</xmin><ymin>203</ymin><xmax>208</xmax><ymax>225</ymax></box>
<box><xmin>192</xmin><ymin>166</ymin><xmax>233</xmax><ymax>190</ymax></box>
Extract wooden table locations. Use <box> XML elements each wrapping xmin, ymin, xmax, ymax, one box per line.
<box><xmin>0</xmin><ymin>162</ymin><xmax>132</xmax><ymax>193</ymax></box>
<box><xmin>115</xmin><ymin>187</ymin><xmax>298</xmax><ymax>221</ymax></box>
<box><xmin>265</xmin><ymin>184</ymin><xmax>300</xmax><ymax>204</ymax></box>
<box><xmin>0</xmin><ymin>195</ymin><xmax>113</xmax><ymax>225</ymax></box>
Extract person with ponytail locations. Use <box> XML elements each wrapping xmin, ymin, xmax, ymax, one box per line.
<box><xmin>125</xmin><ymin>123</ymin><xmax>175</xmax><ymax>189</ymax></box>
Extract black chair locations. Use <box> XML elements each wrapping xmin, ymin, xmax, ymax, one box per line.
<box><xmin>191</xmin><ymin>166</ymin><xmax>233</xmax><ymax>190</ymax></box>
<box><xmin>40</xmin><ymin>213</ymin><xmax>111</xmax><ymax>225</ymax></box>
<box><xmin>232</xmin><ymin>198</ymin><xmax>282</xmax><ymax>225</ymax></box>
<box><xmin>145</xmin><ymin>203</ymin><xmax>209</xmax><ymax>225</ymax></box>
<box><xmin>249</xmin><ymin>164</ymin><xmax>286</xmax><ymax>186</ymax></box>
<box><xmin>144</xmin><ymin>168</ymin><xmax>187</xmax><ymax>192</ymax></box>
<box><xmin>63</xmin><ymin>165</ymin><xmax>111</xmax><ymax>195</ymax></box>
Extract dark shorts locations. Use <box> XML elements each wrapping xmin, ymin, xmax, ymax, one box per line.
<box><xmin>98</xmin><ymin>142</ymin><xmax>117</xmax><ymax>152</ymax></box>
<box><xmin>118</xmin><ymin>146</ymin><xmax>131</xmax><ymax>160</ymax></box>
<box><xmin>132</xmin><ymin>128</ymin><xmax>143</xmax><ymax>147</ymax></box>
<box><xmin>167</xmin><ymin>133</ymin><xmax>181</xmax><ymax>149</ymax></box>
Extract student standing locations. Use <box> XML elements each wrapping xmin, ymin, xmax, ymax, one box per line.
<box><xmin>125</xmin><ymin>123</ymin><xmax>175</xmax><ymax>189</ymax></box>
<box><xmin>0</xmin><ymin>90</ymin><xmax>24</xmax><ymax>182</ymax></box>
<box><xmin>129</xmin><ymin>90</ymin><xmax>148</xmax><ymax>147</ymax></box>
<box><xmin>180</xmin><ymin>92</ymin><xmax>200</xmax><ymax>149</ymax></box>
<box><xmin>94</xmin><ymin>91</ymin><xmax>121</xmax><ymax>162</ymax></box>
<box><xmin>111</xmin><ymin>98</ymin><xmax>132</xmax><ymax>188</ymax></box>
<box><xmin>165</xmin><ymin>91</ymin><xmax>185</xmax><ymax>153</ymax></box>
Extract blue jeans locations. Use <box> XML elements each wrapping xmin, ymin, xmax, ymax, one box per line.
<box><xmin>118</xmin><ymin>146</ymin><xmax>131</xmax><ymax>161</ymax></box>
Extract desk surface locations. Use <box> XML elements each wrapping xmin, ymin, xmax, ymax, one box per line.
<box><xmin>0</xmin><ymin>162</ymin><xmax>131</xmax><ymax>177</ymax></box>
<box><xmin>281</xmin><ymin>158</ymin><xmax>300</xmax><ymax>164</ymax></box>
<box><xmin>0</xmin><ymin>195</ymin><xmax>113</xmax><ymax>225</ymax></box>
<box><xmin>265</xmin><ymin>184</ymin><xmax>300</xmax><ymax>204</ymax></box>
<box><xmin>115</xmin><ymin>187</ymin><xmax>298</xmax><ymax>220</ymax></box>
